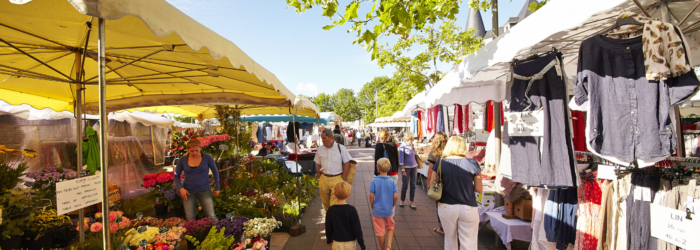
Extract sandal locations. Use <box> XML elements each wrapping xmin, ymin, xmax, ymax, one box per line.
<box><xmin>398</xmin><ymin>203</ymin><xmax>405</xmax><ymax>208</ymax></box>
<box><xmin>410</xmin><ymin>205</ymin><xmax>417</xmax><ymax>210</ymax></box>
<box><xmin>433</xmin><ymin>228</ymin><xmax>445</xmax><ymax>235</ymax></box>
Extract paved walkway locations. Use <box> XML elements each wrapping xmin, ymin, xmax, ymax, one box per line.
<box><xmin>280</xmin><ymin>145</ymin><xmax>528</xmax><ymax>250</ymax></box>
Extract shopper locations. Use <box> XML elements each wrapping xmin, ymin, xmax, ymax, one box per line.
<box><xmin>325</xmin><ymin>181</ymin><xmax>366</xmax><ymax>250</ymax></box>
<box><xmin>174</xmin><ymin>138</ymin><xmax>220</xmax><ymax>221</ymax></box>
<box><xmin>398</xmin><ymin>131</ymin><xmax>419</xmax><ymax>209</ymax></box>
<box><xmin>374</xmin><ymin>129</ymin><xmax>399</xmax><ymax>181</ymax></box>
<box><xmin>427</xmin><ymin>132</ymin><xmax>447</xmax><ymax>235</ymax></box>
<box><xmin>256</xmin><ymin>142</ymin><xmax>273</xmax><ymax>156</ymax></box>
<box><xmin>369</xmin><ymin>158</ymin><xmax>398</xmax><ymax>250</ymax></box>
<box><xmin>428</xmin><ymin>136</ymin><xmax>483</xmax><ymax>250</ymax></box>
<box><xmin>314</xmin><ymin>129</ymin><xmax>353</xmax><ymax>211</ymax></box>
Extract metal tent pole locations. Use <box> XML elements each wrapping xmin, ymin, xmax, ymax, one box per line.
<box><xmin>74</xmin><ymin>50</ymin><xmax>85</xmax><ymax>243</ymax></box>
<box><xmin>97</xmin><ymin>18</ymin><xmax>111</xmax><ymax>249</ymax></box>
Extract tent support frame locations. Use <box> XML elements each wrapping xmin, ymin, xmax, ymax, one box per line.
<box><xmin>97</xmin><ymin>18</ymin><xmax>112</xmax><ymax>249</ymax></box>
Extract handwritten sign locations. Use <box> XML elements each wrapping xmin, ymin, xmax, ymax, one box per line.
<box><xmin>226</xmin><ymin>212</ymin><xmax>235</xmax><ymax>220</ymax></box>
<box><xmin>159</xmin><ymin>227</ymin><xmax>169</xmax><ymax>234</ymax></box>
<box><xmin>650</xmin><ymin>204</ymin><xmax>700</xmax><ymax>250</ymax></box>
<box><xmin>505</xmin><ymin>111</ymin><xmax>544</xmax><ymax>137</ymax></box>
<box><xmin>137</xmin><ymin>226</ymin><xmax>147</xmax><ymax>234</ymax></box>
<box><xmin>139</xmin><ymin>239</ymin><xmax>148</xmax><ymax>248</ymax></box>
<box><xmin>56</xmin><ymin>175</ymin><xmax>103</xmax><ymax>215</ymax></box>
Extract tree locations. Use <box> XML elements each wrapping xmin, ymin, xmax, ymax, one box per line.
<box><xmin>468</xmin><ymin>0</ymin><xmax>548</xmax><ymax>12</ymax></box>
<box><xmin>357</xmin><ymin>76</ymin><xmax>391</xmax><ymax>124</ymax></box>
<box><xmin>331</xmin><ymin>88</ymin><xmax>362</xmax><ymax>122</ymax></box>
<box><xmin>377</xmin><ymin>20</ymin><xmax>483</xmax><ymax>89</ymax></box>
<box><xmin>285</xmin><ymin>0</ymin><xmax>462</xmax><ymax>58</ymax></box>
<box><xmin>312</xmin><ymin>93</ymin><xmax>335</xmax><ymax>112</ymax></box>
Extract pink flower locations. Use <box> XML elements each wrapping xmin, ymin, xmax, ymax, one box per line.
<box><xmin>178</xmin><ymin>146</ymin><xmax>184</xmax><ymax>151</ymax></box>
<box><xmin>136</xmin><ymin>247</ymin><xmax>144</xmax><ymax>250</ymax></box>
<box><xmin>168</xmin><ymin>246</ymin><xmax>174</xmax><ymax>250</ymax></box>
<box><xmin>110</xmin><ymin>224</ymin><xmax>119</xmax><ymax>233</ymax></box>
<box><xmin>108</xmin><ymin>213</ymin><xmax>117</xmax><ymax>222</ymax></box>
<box><xmin>90</xmin><ymin>222</ymin><xmax>103</xmax><ymax>233</ymax></box>
<box><xmin>76</xmin><ymin>222</ymin><xmax>89</xmax><ymax>231</ymax></box>
<box><xmin>119</xmin><ymin>217</ymin><xmax>131</xmax><ymax>229</ymax></box>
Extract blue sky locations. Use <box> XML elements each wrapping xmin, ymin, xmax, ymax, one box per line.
<box><xmin>165</xmin><ymin>0</ymin><xmax>530</xmax><ymax>96</ymax></box>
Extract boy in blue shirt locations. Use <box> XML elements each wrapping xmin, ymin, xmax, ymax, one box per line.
<box><xmin>369</xmin><ymin>158</ymin><xmax>398</xmax><ymax>250</ymax></box>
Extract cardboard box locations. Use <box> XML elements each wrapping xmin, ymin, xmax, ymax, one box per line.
<box><xmin>514</xmin><ymin>199</ymin><xmax>532</xmax><ymax>221</ymax></box>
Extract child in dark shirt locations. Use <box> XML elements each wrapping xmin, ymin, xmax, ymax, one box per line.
<box><xmin>325</xmin><ymin>181</ymin><xmax>366</xmax><ymax>250</ymax></box>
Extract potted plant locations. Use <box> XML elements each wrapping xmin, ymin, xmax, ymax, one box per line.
<box><xmin>231</xmin><ymin>238</ymin><xmax>269</xmax><ymax>250</ymax></box>
<box><xmin>186</xmin><ymin>226</ymin><xmax>236</xmax><ymax>250</ymax></box>
<box><xmin>182</xmin><ymin>218</ymin><xmax>216</xmax><ymax>249</ymax></box>
<box><xmin>142</xmin><ymin>171</ymin><xmax>179</xmax><ymax>216</ymax></box>
<box><xmin>0</xmin><ymin>146</ymin><xmax>37</xmax><ymax>249</ymax></box>
<box><xmin>74</xmin><ymin>211</ymin><xmax>132</xmax><ymax>250</ymax></box>
<box><xmin>24</xmin><ymin>166</ymin><xmax>78</xmax><ymax>209</ymax></box>
<box><xmin>153</xmin><ymin>226</ymin><xmax>186</xmax><ymax>249</ymax></box>
<box><xmin>23</xmin><ymin>208</ymin><xmax>71</xmax><ymax>250</ymax></box>
<box><xmin>215</xmin><ymin>217</ymin><xmax>249</xmax><ymax>241</ymax></box>
<box><xmin>242</xmin><ymin>217</ymin><xmax>281</xmax><ymax>244</ymax></box>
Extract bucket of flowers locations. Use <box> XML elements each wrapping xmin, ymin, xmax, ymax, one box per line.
<box><xmin>73</xmin><ymin>211</ymin><xmax>133</xmax><ymax>250</ymax></box>
<box><xmin>152</xmin><ymin>226</ymin><xmax>187</xmax><ymax>250</ymax></box>
<box><xmin>182</xmin><ymin>218</ymin><xmax>216</xmax><ymax>249</ymax></box>
<box><xmin>240</xmin><ymin>217</ymin><xmax>281</xmax><ymax>247</ymax></box>
<box><xmin>230</xmin><ymin>238</ymin><xmax>269</xmax><ymax>250</ymax></box>
<box><xmin>142</xmin><ymin>171</ymin><xmax>179</xmax><ymax>216</ymax></box>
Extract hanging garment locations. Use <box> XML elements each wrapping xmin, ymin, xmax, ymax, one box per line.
<box><xmin>573</xmin><ymin>170</ymin><xmax>610</xmax><ymax>250</ymax></box>
<box><xmin>509</xmin><ymin>54</ymin><xmax>577</xmax><ymax>187</ymax></box>
<box><xmin>573</xmin><ymin>31</ymin><xmax>699</xmax><ymax>167</ymax></box>
<box><xmin>436</xmin><ymin>105</ymin><xmax>445</xmax><ymax>133</ymax></box>
<box><xmin>411</xmin><ymin>110</ymin><xmax>418</xmax><ymax>135</ymax></box>
<box><xmin>286</xmin><ymin>121</ymin><xmax>301</xmax><ymax>141</ymax></box>
<box><xmin>251</xmin><ymin>122</ymin><xmax>259</xmax><ymax>143</ymax></box>
<box><xmin>570</xmin><ymin>111</ymin><xmax>586</xmax><ymax>152</ymax></box>
<box><xmin>625</xmin><ymin>173</ymin><xmax>661</xmax><ymax>250</ymax></box>
<box><xmin>544</xmin><ymin>187</ymin><xmax>578</xmax><ymax>250</ymax></box>
<box><xmin>453</xmin><ymin>104</ymin><xmax>463</xmax><ymax>134</ymax></box>
<box><xmin>532</xmin><ymin>188</ymin><xmax>557</xmax><ymax>250</ymax></box>
<box><xmin>82</xmin><ymin>126</ymin><xmax>100</xmax><ymax>174</ymax></box>
<box><xmin>465</xmin><ymin>103</ymin><xmax>474</xmax><ymax>132</ymax></box>
<box><xmin>417</xmin><ymin>110</ymin><xmax>423</xmax><ymax>140</ymax></box>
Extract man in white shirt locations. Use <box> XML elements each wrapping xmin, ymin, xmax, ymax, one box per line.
<box><xmin>356</xmin><ymin>130</ymin><xmax>363</xmax><ymax>147</ymax></box>
<box><xmin>314</xmin><ymin>129</ymin><xmax>352</xmax><ymax>211</ymax></box>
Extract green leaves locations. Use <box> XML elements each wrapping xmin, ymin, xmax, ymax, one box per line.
<box><xmin>285</xmin><ymin>0</ymin><xmax>463</xmax><ymax>56</ymax></box>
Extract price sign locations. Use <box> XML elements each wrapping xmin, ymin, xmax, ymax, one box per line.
<box><xmin>80</xmin><ymin>170</ymin><xmax>91</xmax><ymax>177</ymax></box>
<box><xmin>139</xmin><ymin>239</ymin><xmax>148</xmax><ymax>248</ymax></box>
<box><xmin>597</xmin><ymin>165</ymin><xmax>616</xmax><ymax>180</ymax></box>
<box><xmin>55</xmin><ymin>175</ymin><xmax>103</xmax><ymax>215</ymax></box>
<box><xmin>226</xmin><ymin>212</ymin><xmax>235</xmax><ymax>220</ymax></box>
<box><xmin>116</xmin><ymin>216</ymin><xmax>122</xmax><ymax>224</ymax></box>
<box><xmin>137</xmin><ymin>226</ymin><xmax>147</xmax><ymax>234</ymax></box>
<box><xmin>505</xmin><ymin>111</ymin><xmax>544</xmax><ymax>137</ymax></box>
<box><xmin>650</xmin><ymin>204</ymin><xmax>700</xmax><ymax>250</ymax></box>
<box><xmin>136</xmin><ymin>212</ymin><xmax>143</xmax><ymax>219</ymax></box>
<box><xmin>159</xmin><ymin>227</ymin><xmax>169</xmax><ymax>234</ymax></box>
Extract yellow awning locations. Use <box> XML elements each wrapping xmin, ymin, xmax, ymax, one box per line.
<box><xmin>0</xmin><ymin>0</ymin><xmax>297</xmax><ymax>113</ymax></box>
<box><xmin>121</xmin><ymin>97</ymin><xmax>320</xmax><ymax>119</ymax></box>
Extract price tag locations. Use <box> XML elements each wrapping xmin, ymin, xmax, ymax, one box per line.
<box><xmin>642</xmin><ymin>187</ymin><xmax>652</xmax><ymax>202</ymax></box>
<box><xmin>159</xmin><ymin>227</ymin><xmax>169</xmax><ymax>234</ymax></box>
<box><xmin>80</xmin><ymin>170</ymin><xmax>91</xmax><ymax>177</ymax></box>
<box><xmin>634</xmin><ymin>187</ymin><xmax>642</xmax><ymax>201</ymax></box>
<box><xmin>226</xmin><ymin>212</ymin><xmax>235</xmax><ymax>220</ymax></box>
<box><xmin>505</xmin><ymin>111</ymin><xmax>544</xmax><ymax>137</ymax></box>
<box><xmin>116</xmin><ymin>216</ymin><xmax>122</xmax><ymax>224</ymax></box>
<box><xmin>138</xmin><ymin>239</ymin><xmax>148</xmax><ymax>248</ymax></box>
<box><xmin>597</xmin><ymin>164</ymin><xmax>616</xmax><ymax>180</ymax></box>
<box><xmin>650</xmin><ymin>204</ymin><xmax>700</xmax><ymax>249</ymax></box>
<box><xmin>137</xmin><ymin>226</ymin><xmax>147</xmax><ymax>234</ymax></box>
<box><xmin>136</xmin><ymin>212</ymin><xmax>143</xmax><ymax>219</ymax></box>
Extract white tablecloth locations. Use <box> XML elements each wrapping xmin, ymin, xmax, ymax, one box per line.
<box><xmin>486</xmin><ymin>210</ymin><xmax>532</xmax><ymax>250</ymax></box>
<box><xmin>417</xmin><ymin>161</ymin><xmax>429</xmax><ymax>177</ymax></box>
<box><xmin>478</xmin><ymin>204</ymin><xmax>503</xmax><ymax>222</ymax></box>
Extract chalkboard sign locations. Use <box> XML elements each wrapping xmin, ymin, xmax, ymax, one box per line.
<box><xmin>136</xmin><ymin>212</ymin><xmax>143</xmax><ymax>219</ymax></box>
<box><xmin>159</xmin><ymin>227</ymin><xmax>169</xmax><ymax>234</ymax></box>
<box><xmin>115</xmin><ymin>216</ymin><xmax>122</xmax><ymax>224</ymax></box>
<box><xmin>226</xmin><ymin>212</ymin><xmax>235</xmax><ymax>220</ymax></box>
<box><xmin>139</xmin><ymin>239</ymin><xmax>148</xmax><ymax>247</ymax></box>
<box><xmin>137</xmin><ymin>226</ymin><xmax>147</xmax><ymax>234</ymax></box>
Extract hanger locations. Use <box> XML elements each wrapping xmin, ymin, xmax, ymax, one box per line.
<box><xmin>512</xmin><ymin>47</ymin><xmax>561</xmax><ymax>67</ymax></box>
<box><xmin>599</xmin><ymin>15</ymin><xmax>645</xmax><ymax>36</ymax></box>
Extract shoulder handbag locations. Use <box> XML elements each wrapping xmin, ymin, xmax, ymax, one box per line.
<box><xmin>338</xmin><ymin>144</ymin><xmax>357</xmax><ymax>184</ymax></box>
<box><xmin>427</xmin><ymin>158</ymin><xmax>443</xmax><ymax>201</ymax></box>
<box><xmin>412</xmin><ymin>144</ymin><xmax>423</xmax><ymax>169</ymax></box>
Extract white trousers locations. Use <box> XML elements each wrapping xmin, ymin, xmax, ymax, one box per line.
<box><xmin>438</xmin><ymin>203</ymin><xmax>479</xmax><ymax>250</ymax></box>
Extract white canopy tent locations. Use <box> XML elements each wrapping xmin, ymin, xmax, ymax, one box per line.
<box><xmin>320</xmin><ymin>112</ymin><xmax>343</xmax><ymax>124</ymax></box>
<box><xmin>424</xmin><ymin>0</ymin><xmax>700</xmax><ymax>108</ymax></box>
<box><xmin>390</xmin><ymin>111</ymin><xmax>411</xmax><ymax>122</ymax></box>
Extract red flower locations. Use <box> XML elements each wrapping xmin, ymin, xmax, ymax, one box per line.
<box><xmin>183</xmin><ymin>137</ymin><xmax>189</xmax><ymax>142</ymax></box>
<box><xmin>143</xmin><ymin>174</ymin><xmax>157</xmax><ymax>181</ymax></box>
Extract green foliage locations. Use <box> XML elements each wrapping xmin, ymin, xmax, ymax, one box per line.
<box><xmin>313</xmin><ymin>93</ymin><xmax>335</xmax><ymax>112</ymax></box>
<box><xmin>0</xmin><ymin>146</ymin><xmax>32</xmax><ymax>193</ymax></box>
<box><xmin>0</xmin><ymin>189</ymin><xmax>36</xmax><ymax>239</ymax></box>
<box><xmin>468</xmin><ymin>0</ymin><xmax>548</xmax><ymax>12</ymax></box>
<box><xmin>377</xmin><ymin>20</ymin><xmax>483</xmax><ymax>89</ymax></box>
<box><xmin>186</xmin><ymin>226</ymin><xmax>237</xmax><ymax>250</ymax></box>
<box><xmin>286</xmin><ymin>0</ymin><xmax>462</xmax><ymax>58</ymax></box>
<box><xmin>358</xmin><ymin>76</ymin><xmax>391</xmax><ymax>125</ymax></box>
<box><xmin>26</xmin><ymin>209</ymin><xmax>72</xmax><ymax>240</ymax></box>
<box><xmin>331</xmin><ymin>88</ymin><xmax>362</xmax><ymax>122</ymax></box>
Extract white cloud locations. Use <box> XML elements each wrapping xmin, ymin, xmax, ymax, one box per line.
<box><xmin>295</xmin><ymin>82</ymin><xmax>319</xmax><ymax>96</ymax></box>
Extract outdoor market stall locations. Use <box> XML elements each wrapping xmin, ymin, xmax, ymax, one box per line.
<box><xmin>402</xmin><ymin>0</ymin><xmax>700</xmax><ymax>249</ymax></box>
<box><xmin>0</xmin><ymin>0</ymin><xmax>318</xmax><ymax>249</ymax></box>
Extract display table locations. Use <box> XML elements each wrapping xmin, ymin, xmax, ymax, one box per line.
<box><xmin>485</xmin><ymin>209</ymin><xmax>532</xmax><ymax>250</ymax></box>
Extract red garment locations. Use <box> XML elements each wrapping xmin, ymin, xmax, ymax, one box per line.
<box><xmin>417</xmin><ymin>110</ymin><xmax>423</xmax><ymax>139</ymax></box>
<box><xmin>485</xmin><ymin>101</ymin><xmax>505</xmax><ymax>132</ymax></box>
<box><xmin>571</xmin><ymin>110</ymin><xmax>587</xmax><ymax>152</ymax></box>
<box><xmin>453</xmin><ymin>104</ymin><xmax>463</xmax><ymax>134</ymax></box>
<box><xmin>465</xmin><ymin>103</ymin><xmax>474</xmax><ymax>132</ymax></box>
<box><xmin>683</xmin><ymin>124</ymin><xmax>698</xmax><ymax>130</ymax></box>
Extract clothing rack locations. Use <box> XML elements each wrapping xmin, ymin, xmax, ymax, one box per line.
<box><xmin>575</xmin><ymin>151</ymin><xmax>700</xmax><ymax>164</ymax></box>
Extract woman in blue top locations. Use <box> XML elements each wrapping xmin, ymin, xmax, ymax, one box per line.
<box><xmin>398</xmin><ymin>131</ymin><xmax>419</xmax><ymax>209</ymax></box>
<box><xmin>174</xmin><ymin>138</ymin><xmax>220</xmax><ymax>221</ymax></box>
<box><xmin>428</xmin><ymin>136</ymin><xmax>482</xmax><ymax>250</ymax></box>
